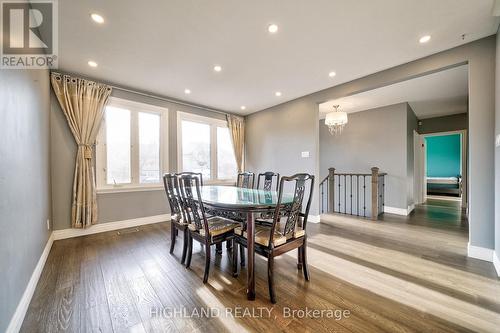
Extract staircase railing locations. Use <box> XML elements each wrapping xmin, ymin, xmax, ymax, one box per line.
<box><xmin>319</xmin><ymin>167</ymin><xmax>386</xmax><ymax>220</ymax></box>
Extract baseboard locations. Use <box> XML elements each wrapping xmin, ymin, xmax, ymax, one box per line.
<box><xmin>383</xmin><ymin>206</ymin><xmax>409</xmax><ymax>216</ymax></box>
<box><xmin>467</xmin><ymin>243</ymin><xmax>494</xmax><ymax>262</ymax></box>
<box><xmin>53</xmin><ymin>214</ymin><xmax>170</xmax><ymax>240</ymax></box>
<box><xmin>494</xmin><ymin>251</ymin><xmax>500</xmax><ymax>277</ymax></box>
<box><xmin>308</xmin><ymin>215</ymin><xmax>321</xmax><ymax>223</ymax></box>
<box><xmin>6</xmin><ymin>232</ymin><xmax>54</xmax><ymax>333</ymax></box>
<box><xmin>407</xmin><ymin>203</ymin><xmax>415</xmax><ymax>214</ymax></box>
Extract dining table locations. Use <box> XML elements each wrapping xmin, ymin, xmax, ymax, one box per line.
<box><xmin>197</xmin><ymin>185</ymin><xmax>295</xmax><ymax>300</ymax></box>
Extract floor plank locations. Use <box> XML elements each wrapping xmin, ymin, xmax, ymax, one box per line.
<box><xmin>21</xmin><ymin>200</ymin><xmax>500</xmax><ymax>332</ymax></box>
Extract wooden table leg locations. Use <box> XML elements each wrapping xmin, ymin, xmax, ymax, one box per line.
<box><xmin>246</xmin><ymin>211</ymin><xmax>255</xmax><ymax>300</ymax></box>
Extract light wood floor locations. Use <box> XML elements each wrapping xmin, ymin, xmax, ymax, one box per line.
<box><xmin>21</xmin><ymin>200</ymin><xmax>500</xmax><ymax>332</ymax></box>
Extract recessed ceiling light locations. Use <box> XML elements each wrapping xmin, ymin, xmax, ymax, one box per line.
<box><xmin>275</xmin><ymin>91</ymin><xmax>282</xmax><ymax>97</ymax></box>
<box><xmin>328</xmin><ymin>71</ymin><xmax>336</xmax><ymax>78</ymax></box>
<box><xmin>419</xmin><ymin>35</ymin><xmax>431</xmax><ymax>43</ymax></box>
<box><xmin>87</xmin><ymin>60</ymin><xmax>98</xmax><ymax>68</ymax></box>
<box><xmin>184</xmin><ymin>89</ymin><xmax>191</xmax><ymax>94</ymax></box>
<box><xmin>90</xmin><ymin>13</ymin><xmax>104</xmax><ymax>24</ymax></box>
<box><xmin>213</xmin><ymin>65</ymin><xmax>222</xmax><ymax>72</ymax></box>
<box><xmin>240</xmin><ymin>106</ymin><xmax>246</xmax><ymax>110</ymax></box>
<box><xmin>268</xmin><ymin>24</ymin><xmax>278</xmax><ymax>34</ymax></box>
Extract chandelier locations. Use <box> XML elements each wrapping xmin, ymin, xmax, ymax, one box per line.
<box><xmin>325</xmin><ymin>105</ymin><xmax>348</xmax><ymax>135</ymax></box>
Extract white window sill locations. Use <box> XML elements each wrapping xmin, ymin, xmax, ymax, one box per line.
<box><xmin>96</xmin><ymin>180</ymin><xmax>236</xmax><ymax>194</ymax></box>
<box><xmin>204</xmin><ymin>180</ymin><xmax>236</xmax><ymax>186</ymax></box>
<box><xmin>97</xmin><ymin>185</ymin><xmax>164</xmax><ymax>194</ymax></box>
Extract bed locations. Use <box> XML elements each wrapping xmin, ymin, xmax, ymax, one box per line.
<box><xmin>426</xmin><ymin>176</ymin><xmax>462</xmax><ymax>196</ymax></box>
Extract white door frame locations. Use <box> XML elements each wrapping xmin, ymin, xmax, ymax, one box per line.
<box><xmin>413</xmin><ymin>130</ymin><xmax>426</xmax><ymax>205</ymax></box>
<box><xmin>418</xmin><ymin>130</ymin><xmax>468</xmax><ymax>208</ymax></box>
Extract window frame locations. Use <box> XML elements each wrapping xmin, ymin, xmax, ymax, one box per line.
<box><xmin>96</xmin><ymin>97</ymin><xmax>169</xmax><ymax>193</ymax></box>
<box><xmin>176</xmin><ymin>111</ymin><xmax>237</xmax><ymax>184</ymax></box>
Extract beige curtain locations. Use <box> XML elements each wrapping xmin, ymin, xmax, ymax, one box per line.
<box><xmin>226</xmin><ymin>115</ymin><xmax>245</xmax><ymax>173</ymax></box>
<box><xmin>51</xmin><ymin>73</ymin><xmax>112</xmax><ymax>228</ymax></box>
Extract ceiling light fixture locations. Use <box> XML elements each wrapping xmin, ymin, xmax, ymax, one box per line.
<box><xmin>90</xmin><ymin>13</ymin><xmax>104</xmax><ymax>24</ymax></box>
<box><xmin>214</xmin><ymin>65</ymin><xmax>222</xmax><ymax>72</ymax></box>
<box><xmin>328</xmin><ymin>71</ymin><xmax>336</xmax><ymax>78</ymax></box>
<box><xmin>184</xmin><ymin>89</ymin><xmax>191</xmax><ymax>94</ymax></box>
<box><xmin>325</xmin><ymin>105</ymin><xmax>348</xmax><ymax>135</ymax></box>
<box><xmin>419</xmin><ymin>35</ymin><xmax>431</xmax><ymax>43</ymax></box>
<box><xmin>275</xmin><ymin>91</ymin><xmax>282</xmax><ymax>97</ymax></box>
<box><xmin>268</xmin><ymin>24</ymin><xmax>278</xmax><ymax>33</ymax></box>
<box><xmin>87</xmin><ymin>60</ymin><xmax>98</xmax><ymax>67</ymax></box>
<box><xmin>240</xmin><ymin>106</ymin><xmax>246</xmax><ymax>110</ymax></box>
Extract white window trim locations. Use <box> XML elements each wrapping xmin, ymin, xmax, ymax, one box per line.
<box><xmin>177</xmin><ymin>111</ymin><xmax>236</xmax><ymax>185</ymax></box>
<box><xmin>96</xmin><ymin>97</ymin><xmax>169</xmax><ymax>193</ymax></box>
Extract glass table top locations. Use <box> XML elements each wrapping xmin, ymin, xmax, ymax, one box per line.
<box><xmin>197</xmin><ymin>186</ymin><xmax>294</xmax><ymax>209</ymax></box>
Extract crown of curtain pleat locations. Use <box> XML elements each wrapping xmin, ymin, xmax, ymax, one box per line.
<box><xmin>51</xmin><ymin>72</ymin><xmax>112</xmax><ymax>229</ymax></box>
<box><xmin>226</xmin><ymin>114</ymin><xmax>245</xmax><ymax>173</ymax></box>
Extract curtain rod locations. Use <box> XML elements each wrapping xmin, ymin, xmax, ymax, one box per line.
<box><xmin>51</xmin><ymin>70</ymin><xmax>232</xmax><ymax>117</ymax></box>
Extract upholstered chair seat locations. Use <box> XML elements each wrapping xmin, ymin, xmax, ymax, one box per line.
<box><xmin>188</xmin><ymin>217</ymin><xmax>239</xmax><ymax>237</ymax></box>
<box><xmin>235</xmin><ymin>225</ymin><xmax>305</xmax><ymax>247</ymax></box>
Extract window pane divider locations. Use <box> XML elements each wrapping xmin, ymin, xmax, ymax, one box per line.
<box><xmin>96</xmin><ymin>97</ymin><xmax>168</xmax><ymax>190</ymax></box>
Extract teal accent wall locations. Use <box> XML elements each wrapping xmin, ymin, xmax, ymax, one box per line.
<box><xmin>425</xmin><ymin>134</ymin><xmax>461</xmax><ymax>177</ymax></box>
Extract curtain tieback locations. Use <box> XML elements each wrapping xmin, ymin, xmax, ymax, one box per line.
<box><xmin>78</xmin><ymin>144</ymin><xmax>93</xmax><ymax>159</ymax></box>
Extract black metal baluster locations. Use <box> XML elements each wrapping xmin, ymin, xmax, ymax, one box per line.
<box><xmin>382</xmin><ymin>175</ymin><xmax>385</xmax><ymax>212</ymax></box>
<box><xmin>356</xmin><ymin>175</ymin><xmax>359</xmax><ymax>216</ymax></box>
<box><xmin>320</xmin><ymin>181</ymin><xmax>324</xmax><ymax>213</ymax></box>
<box><xmin>350</xmin><ymin>175</ymin><xmax>353</xmax><ymax>215</ymax></box>
<box><xmin>338</xmin><ymin>175</ymin><xmax>341</xmax><ymax>213</ymax></box>
<box><xmin>344</xmin><ymin>175</ymin><xmax>346</xmax><ymax>214</ymax></box>
<box><xmin>363</xmin><ymin>175</ymin><xmax>366</xmax><ymax>217</ymax></box>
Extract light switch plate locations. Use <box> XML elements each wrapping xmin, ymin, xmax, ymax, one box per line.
<box><xmin>496</xmin><ymin>134</ymin><xmax>500</xmax><ymax>147</ymax></box>
<box><xmin>301</xmin><ymin>151</ymin><xmax>310</xmax><ymax>158</ymax></box>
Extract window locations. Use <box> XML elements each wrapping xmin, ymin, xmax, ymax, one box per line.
<box><xmin>96</xmin><ymin>98</ymin><xmax>168</xmax><ymax>191</ymax></box>
<box><xmin>177</xmin><ymin>112</ymin><xmax>238</xmax><ymax>182</ymax></box>
<box><xmin>217</xmin><ymin>127</ymin><xmax>238</xmax><ymax>179</ymax></box>
<box><xmin>181</xmin><ymin>120</ymin><xmax>211</xmax><ymax>178</ymax></box>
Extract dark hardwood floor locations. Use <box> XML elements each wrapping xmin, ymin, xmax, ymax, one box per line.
<box><xmin>21</xmin><ymin>200</ymin><xmax>500</xmax><ymax>332</ymax></box>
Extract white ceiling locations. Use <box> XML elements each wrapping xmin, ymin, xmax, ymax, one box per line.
<box><xmin>58</xmin><ymin>0</ymin><xmax>498</xmax><ymax>115</ymax></box>
<box><xmin>319</xmin><ymin>65</ymin><xmax>468</xmax><ymax>119</ymax></box>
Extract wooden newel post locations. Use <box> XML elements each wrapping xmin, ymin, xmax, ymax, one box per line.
<box><xmin>371</xmin><ymin>167</ymin><xmax>379</xmax><ymax>220</ymax></box>
<box><xmin>328</xmin><ymin>167</ymin><xmax>335</xmax><ymax>213</ymax></box>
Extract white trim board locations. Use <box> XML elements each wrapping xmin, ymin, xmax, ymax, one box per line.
<box><xmin>494</xmin><ymin>251</ymin><xmax>500</xmax><ymax>277</ymax></box>
<box><xmin>383</xmin><ymin>205</ymin><xmax>414</xmax><ymax>216</ymax></box>
<box><xmin>308</xmin><ymin>215</ymin><xmax>321</xmax><ymax>223</ymax></box>
<box><xmin>53</xmin><ymin>214</ymin><xmax>170</xmax><ymax>240</ymax></box>
<box><xmin>6</xmin><ymin>233</ymin><xmax>54</xmax><ymax>333</ymax></box>
<box><xmin>467</xmin><ymin>243</ymin><xmax>494</xmax><ymax>262</ymax></box>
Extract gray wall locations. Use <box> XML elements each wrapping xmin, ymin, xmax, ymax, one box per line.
<box><xmin>245</xmin><ymin>98</ymin><xmax>320</xmax><ymax>214</ymax></box>
<box><xmin>51</xmin><ymin>85</ymin><xmax>226</xmax><ymax>230</ymax></box>
<box><xmin>407</xmin><ymin>104</ymin><xmax>418</xmax><ymax>207</ymax></box>
<box><xmin>319</xmin><ymin>103</ymin><xmax>411</xmax><ymax>212</ymax></box>
<box><xmin>0</xmin><ymin>70</ymin><xmax>51</xmax><ymax>332</ymax></box>
<box><xmin>246</xmin><ymin>36</ymin><xmax>496</xmax><ymax>250</ymax></box>
<box><xmin>418</xmin><ymin>113</ymin><xmax>468</xmax><ymax>134</ymax></box>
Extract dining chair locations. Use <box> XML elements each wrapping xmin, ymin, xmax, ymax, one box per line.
<box><xmin>255</xmin><ymin>171</ymin><xmax>281</xmax><ymax>227</ymax></box>
<box><xmin>179</xmin><ymin>174</ymin><xmax>240</xmax><ymax>283</ymax></box>
<box><xmin>237</xmin><ymin>172</ymin><xmax>255</xmax><ymax>189</ymax></box>
<box><xmin>256</xmin><ymin>172</ymin><xmax>280</xmax><ymax>191</ymax></box>
<box><xmin>163</xmin><ymin>173</ymin><xmax>189</xmax><ymax>264</ymax></box>
<box><xmin>178</xmin><ymin>171</ymin><xmax>203</xmax><ymax>186</ymax></box>
<box><xmin>232</xmin><ymin>173</ymin><xmax>315</xmax><ymax>303</ymax></box>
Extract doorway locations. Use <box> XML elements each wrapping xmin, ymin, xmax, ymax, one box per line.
<box><xmin>414</xmin><ymin>130</ymin><xmax>467</xmax><ymax>209</ymax></box>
